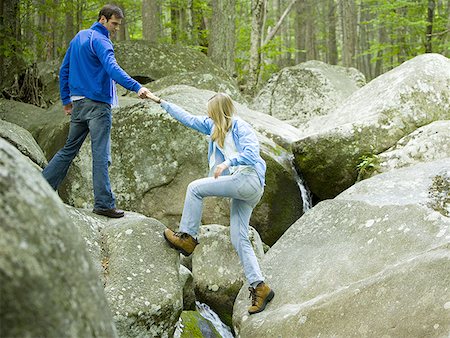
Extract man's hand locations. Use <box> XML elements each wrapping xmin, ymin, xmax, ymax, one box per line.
<box><xmin>138</xmin><ymin>87</ymin><xmax>152</xmax><ymax>99</ymax></box>
<box><xmin>214</xmin><ymin>162</ymin><xmax>229</xmax><ymax>179</ymax></box>
<box><xmin>64</xmin><ymin>103</ymin><xmax>73</xmax><ymax>115</ymax></box>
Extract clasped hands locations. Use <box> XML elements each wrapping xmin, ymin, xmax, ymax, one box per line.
<box><xmin>138</xmin><ymin>87</ymin><xmax>161</xmax><ymax>103</ymax></box>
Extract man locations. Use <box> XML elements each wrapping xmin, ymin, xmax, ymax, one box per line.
<box><xmin>42</xmin><ymin>4</ymin><xmax>151</xmax><ymax>218</ymax></box>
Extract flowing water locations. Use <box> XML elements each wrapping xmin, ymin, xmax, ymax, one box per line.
<box><xmin>174</xmin><ymin>301</ymin><xmax>234</xmax><ymax>338</ymax></box>
<box><xmin>280</xmin><ymin>153</ymin><xmax>313</xmax><ymax>211</ymax></box>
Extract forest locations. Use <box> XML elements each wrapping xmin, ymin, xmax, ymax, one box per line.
<box><xmin>1</xmin><ymin>0</ymin><xmax>449</xmax><ymax>100</ymax></box>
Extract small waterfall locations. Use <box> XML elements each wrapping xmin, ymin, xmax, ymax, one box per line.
<box><xmin>280</xmin><ymin>153</ymin><xmax>313</xmax><ymax>211</ymax></box>
<box><xmin>174</xmin><ymin>301</ymin><xmax>234</xmax><ymax>338</ymax></box>
<box><xmin>292</xmin><ymin>163</ymin><xmax>313</xmax><ymax>211</ymax></box>
<box><xmin>196</xmin><ymin>301</ymin><xmax>234</xmax><ymax>338</ymax></box>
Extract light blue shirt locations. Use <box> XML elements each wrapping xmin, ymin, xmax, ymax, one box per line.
<box><xmin>160</xmin><ymin>101</ymin><xmax>266</xmax><ymax>186</ymax></box>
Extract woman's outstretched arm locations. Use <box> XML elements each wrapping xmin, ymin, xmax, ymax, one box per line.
<box><xmin>146</xmin><ymin>92</ymin><xmax>212</xmax><ymax>135</ymax></box>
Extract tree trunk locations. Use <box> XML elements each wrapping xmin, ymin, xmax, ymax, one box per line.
<box><xmin>142</xmin><ymin>0</ymin><xmax>161</xmax><ymax>42</ymax></box>
<box><xmin>425</xmin><ymin>0</ymin><xmax>435</xmax><ymax>52</ymax></box>
<box><xmin>0</xmin><ymin>0</ymin><xmax>21</xmax><ymax>88</ymax></box>
<box><xmin>340</xmin><ymin>0</ymin><xmax>357</xmax><ymax>67</ymax></box>
<box><xmin>170</xmin><ymin>1</ymin><xmax>178</xmax><ymax>42</ymax></box>
<box><xmin>294</xmin><ymin>0</ymin><xmax>306</xmax><ymax>63</ymax></box>
<box><xmin>375</xmin><ymin>26</ymin><xmax>386</xmax><ymax>77</ymax></box>
<box><xmin>263</xmin><ymin>0</ymin><xmax>297</xmax><ymax>46</ymax></box>
<box><xmin>247</xmin><ymin>0</ymin><xmax>265</xmax><ymax>94</ymax></box>
<box><xmin>304</xmin><ymin>0</ymin><xmax>316</xmax><ymax>60</ymax></box>
<box><xmin>186</xmin><ymin>0</ymin><xmax>195</xmax><ymax>44</ymax></box>
<box><xmin>327</xmin><ymin>0</ymin><xmax>338</xmax><ymax>64</ymax></box>
<box><xmin>358</xmin><ymin>0</ymin><xmax>373</xmax><ymax>79</ymax></box>
<box><xmin>116</xmin><ymin>3</ymin><xmax>129</xmax><ymax>41</ymax></box>
<box><xmin>208</xmin><ymin>0</ymin><xmax>236</xmax><ymax>74</ymax></box>
<box><xmin>65</xmin><ymin>0</ymin><xmax>75</xmax><ymax>48</ymax></box>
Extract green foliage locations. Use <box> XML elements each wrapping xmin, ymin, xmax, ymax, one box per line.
<box><xmin>360</xmin><ymin>0</ymin><xmax>450</xmax><ymax>71</ymax></box>
<box><xmin>2</xmin><ymin>0</ymin><xmax>449</xmax><ymax>94</ymax></box>
<box><xmin>356</xmin><ymin>154</ymin><xmax>380</xmax><ymax>181</ymax></box>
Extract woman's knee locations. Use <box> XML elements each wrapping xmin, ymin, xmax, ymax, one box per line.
<box><xmin>187</xmin><ymin>180</ymin><xmax>201</xmax><ymax>198</ymax></box>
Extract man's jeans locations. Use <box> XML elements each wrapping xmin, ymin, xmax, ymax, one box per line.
<box><xmin>42</xmin><ymin>98</ymin><xmax>115</xmax><ymax>209</ymax></box>
<box><xmin>179</xmin><ymin>169</ymin><xmax>264</xmax><ymax>285</ymax></box>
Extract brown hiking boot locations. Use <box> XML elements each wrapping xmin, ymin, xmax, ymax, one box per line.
<box><xmin>163</xmin><ymin>228</ymin><xmax>198</xmax><ymax>256</ymax></box>
<box><xmin>248</xmin><ymin>282</ymin><xmax>274</xmax><ymax>314</ymax></box>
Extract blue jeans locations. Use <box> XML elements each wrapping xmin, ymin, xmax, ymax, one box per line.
<box><xmin>179</xmin><ymin>169</ymin><xmax>265</xmax><ymax>286</ymax></box>
<box><xmin>42</xmin><ymin>98</ymin><xmax>115</xmax><ymax>210</ymax></box>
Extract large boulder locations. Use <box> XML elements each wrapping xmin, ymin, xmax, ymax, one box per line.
<box><xmin>114</xmin><ymin>41</ymin><xmax>232</xmax><ymax>84</ymax></box>
<box><xmin>366</xmin><ymin>120</ymin><xmax>450</xmax><ymax>178</ymax></box>
<box><xmin>65</xmin><ymin>208</ymin><xmax>183</xmax><ymax>338</ymax></box>
<box><xmin>145</xmin><ymin>72</ymin><xmax>245</xmax><ymax>103</ymax></box>
<box><xmin>192</xmin><ymin>224</ymin><xmax>265</xmax><ymax>326</ymax></box>
<box><xmin>0</xmin><ymin>98</ymin><xmax>69</xmax><ymax>159</ymax></box>
<box><xmin>252</xmin><ymin>60</ymin><xmax>365</xmax><ymax>127</ymax></box>
<box><xmin>293</xmin><ymin>53</ymin><xmax>450</xmax><ymax>200</ymax></box>
<box><xmin>102</xmin><ymin>215</ymin><xmax>182</xmax><ymax>338</ymax></box>
<box><xmin>0</xmin><ymin>138</ymin><xmax>118</xmax><ymax>337</ymax></box>
<box><xmin>0</xmin><ymin>120</ymin><xmax>47</xmax><ymax>168</ymax></box>
<box><xmin>233</xmin><ymin>158</ymin><xmax>450</xmax><ymax>337</ymax></box>
<box><xmin>57</xmin><ymin>86</ymin><xmax>303</xmax><ymax>246</ymax></box>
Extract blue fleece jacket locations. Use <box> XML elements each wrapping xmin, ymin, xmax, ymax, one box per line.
<box><xmin>160</xmin><ymin>101</ymin><xmax>266</xmax><ymax>186</ymax></box>
<box><xmin>59</xmin><ymin>22</ymin><xmax>141</xmax><ymax>105</ymax></box>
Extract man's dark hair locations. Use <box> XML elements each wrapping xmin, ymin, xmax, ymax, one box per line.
<box><xmin>98</xmin><ymin>4</ymin><xmax>124</xmax><ymax>21</ymax></box>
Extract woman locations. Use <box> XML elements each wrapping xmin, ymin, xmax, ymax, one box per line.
<box><xmin>147</xmin><ymin>92</ymin><xmax>274</xmax><ymax>315</ymax></box>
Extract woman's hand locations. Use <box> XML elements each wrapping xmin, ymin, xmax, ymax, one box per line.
<box><xmin>214</xmin><ymin>162</ymin><xmax>229</xmax><ymax>179</ymax></box>
<box><xmin>145</xmin><ymin>91</ymin><xmax>162</xmax><ymax>104</ymax></box>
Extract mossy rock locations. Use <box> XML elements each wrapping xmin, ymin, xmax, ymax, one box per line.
<box><xmin>177</xmin><ymin>311</ymin><xmax>221</xmax><ymax>338</ymax></box>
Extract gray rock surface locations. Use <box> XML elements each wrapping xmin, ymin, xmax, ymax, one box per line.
<box><xmin>233</xmin><ymin>158</ymin><xmax>450</xmax><ymax>337</ymax></box>
<box><xmin>0</xmin><ymin>99</ymin><xmax>69</xmax><ymax>159</ymax></box>
<box><xmin>102</xmin><ymin>214</ymin><xmax>182</xmax><ymax>338</ymax></box>
<box><xmin>193</xmin><ymin>224</ymin><xmax>264</xmax><ymax>326</ymax></box>
<box><xmin>293</xmin><ymin>53</ymin><xmax>450</xmax><ymax>199</ymax></box>
<box><xmin>253</xmin><ymin>60</ymin><xmax>365</xmax><ymax>127</ymax></box>
<box><xmin>180</xmin><ymin>265</ymin><xmax>196</xmax><ymax>311</ymax></box>
<box><xmin>369</xmin><ymin>120</ymin><xmax>450</xmax><ymax>178</ymax></box>
<box><xmin>0</xmin><ymin>120</ymin><xmax>47</xmax><ymax>168</ymax></box>
<box><xmin>64</xmin><ymin>208</ymin><xmax>184</xmax><ymax>338</ymax></box>
<box><xmin>145</xmin><ymin>72</ymin><xmax>245</xmax><ymax>103</ymax></box>
<box><xmin>114</xmin><ymin>41</ymin><xmax>232</xmax><ymax>84</ymax></box>
<box><xmin>0</xmin><ymin>138</ymin><xmax>117</xmax><ymax>338</ymax></box>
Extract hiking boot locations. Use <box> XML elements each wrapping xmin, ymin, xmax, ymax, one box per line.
<box><xmin>248</xmin><ymin>282</ymin><xmax>274</xmax><ymax>314</ymax></box>
<box><xmin>163</xmin><ymin>228</ymin><xmax>198</xmax><ymax>256</ymax></box>
<box><xmin>93</xmin><ymin>208</ymin><xmax>124</xmax><ymax>218</ymax></box>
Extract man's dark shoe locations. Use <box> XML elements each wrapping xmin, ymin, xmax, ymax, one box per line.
<box><xmin>163</xmin><ymin>228</ymin><xmax>198</xmax><ymax>256</ymax></box>
<box><xmin>248</xmin><ymin>282</ymin><xmax>274</xmax><ymax>314</ymax></box>
<box><xmin>93</xmin><ymin>208</ymin><xmax>125</xmax><ymax>218</ymax></box>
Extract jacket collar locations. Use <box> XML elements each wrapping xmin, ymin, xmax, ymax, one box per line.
<box><xmin>90</xmin><ymin>21</ymin><xmax>110</xmax><ymax>38</ymax></box>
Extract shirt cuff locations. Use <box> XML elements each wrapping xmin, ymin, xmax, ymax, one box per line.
<box><xmin>223</xmin><ymin>160</ymin><xmax>231</xmax><ymax>168</ymax></box>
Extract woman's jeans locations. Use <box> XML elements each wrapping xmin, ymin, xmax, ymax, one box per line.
<box><xmin>42</xmin><ymin>98</ymin><xmax>115</xmax><ymax>210</ymax></box>
<box><xmin>179</xmin><ymin>169</ymin><xmax>264</xmax><ymax>286</ymax></box>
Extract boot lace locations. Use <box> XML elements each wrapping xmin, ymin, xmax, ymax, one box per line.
<box><xmin>248</xmin><ymin>287</ymin><xmax>257</xmax><ymax>306</ymax></box>
<box><xmin>173</xmin><ymin>231</ymin><xmax>198</xmax><ymax>244</ymax></box>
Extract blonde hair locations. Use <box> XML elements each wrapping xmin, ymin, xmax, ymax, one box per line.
<box><xmin>207</xmin><ymin>93</ymin><xmax>235</xmax><ymax>148</ymax></box>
